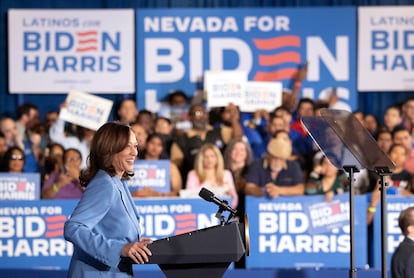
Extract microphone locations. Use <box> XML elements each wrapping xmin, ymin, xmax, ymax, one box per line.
<box><xmin>199</xmin><ymin>187</ymin><xmax>237</xmax><ymax>215</ymax></box>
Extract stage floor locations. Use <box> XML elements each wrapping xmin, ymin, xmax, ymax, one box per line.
<box><xmin>0</xmin><ymin>268</ymin><xmax>385</xmax><ymax>278</ymax></box>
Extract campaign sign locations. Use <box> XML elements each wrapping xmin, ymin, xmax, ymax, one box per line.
<box><xmin>137</xmin><ymin>8</ymin><xmax>356</xmax><ymax>111</ymax></box>
<box><xmin>358</xmin><ymin>7</ymin><xmax>414</xmax><ymax>91</ymax></box>
<box><xmin>126</xmin><ymin>160</ymin><xmax>171</xmax><ymax>193</ymax></box>
<box><xmin>241</xmin><ymin>81</ymin><xmax>282</xmax><ymax>112</ymax></box>
<box><xmin>0</xmin><ymin>198</ymin><xmax>223</xmax><ymax>270</ymax></box>
<box><xmin>0</xmin><ymin>200</ymin><xmax>74</xmax><ymax>269</ymax></box>
<box><xmin>204</xmin><ymin>70</ymin><xmax>247</xmax><ymax>108</ymax></box>
<box><xmin>136</xmin><ymin>198</ymin><xmax>224</xmax><ymax>238</ymax></box>
<box><xmin>304</xmin><ymin>197</ymin><xmax>351</xmax><ymax>235</ymax></box>
<box><xmin>245</xmin><ymin>194</ymin><xmax>367</xmax><ymax>268</ymax></box>
<box><xmin>0</xmin><ymin>173</ymin><xmax>40</xmax><ymax>200</ymax></box>
<box><xmin>8</xmin><ymin>9</ymin><xmax>135</xmax><ymax>93</ymax></box>
<box><xmin>372</xmin><ymin>196</ymin><xmax>414</xmax><ymax>269</ymax></box>
<box><xmin>59</xmin><ymin>90</ymin><xmax>113</xmax><ymax>130</ymax></box>
<box><xmin>158</xmin><ymin>105</ymin><xmax>192</xmax><ymax>131</ymax></box>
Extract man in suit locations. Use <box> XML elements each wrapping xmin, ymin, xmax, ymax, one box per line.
<box><xmin>391</xmin><ymin>206</ymin><xmax>414</xmax><ymax>278</ymax></box>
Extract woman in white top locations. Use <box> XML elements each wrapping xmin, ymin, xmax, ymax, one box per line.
<box><xmin>185</xmin><ymin>143</ymin><xmax>238</xmax><ymax>208</ymax></box>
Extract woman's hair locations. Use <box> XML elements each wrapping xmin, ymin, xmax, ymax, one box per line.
<box><xmin>79</xmin><ymin>122</ymin><xmax>132</xmax><ymax>187</ymax></box>
<box><xmin>223</xmin><ymin>138</ymin><xmax>253</xmax><ymax>170</ymax></box>
<box><xmin>194</xmin><ymin>143</ymin><xmax>225</xmax><ymax>184</ymax></box>
<box><xmin>0</xmin><ymin>146</ymin><xmax>25</xmax><ymax>172</ymax></box>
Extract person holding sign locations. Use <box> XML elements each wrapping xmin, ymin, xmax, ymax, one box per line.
<box><xmin>64</xmin><ymin>122</ymin><xmax>152</xmax><ymax>277</ymax></box>
<box><xmin>185</xmin><ymin>143</ymin><xmax>238</xmax><ymax>208</ymax></box>
<box><xmin>305</xmin><ymin>155</ymin><xmax>348</xmax><ymax>202</ymax></box>
<box><xmin>391</xmin><ymin>206</ymin><xmax>414</xmax><ymax>278</ymax></box>
<box><xmin>49</xmin><ymin>102</ymin><xmax>96</xmax><ymax>170</ymax></box>
<box><xmin>132</xmin><ymin>133</ymin><xmax>182</xmax><ymax>197</ymax></box>
<box><xmin>41</xmin><ymin>148</ymin><xmax>83</xmax><ymax>199</ymax></box>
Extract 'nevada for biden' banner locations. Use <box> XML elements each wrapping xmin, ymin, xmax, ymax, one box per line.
<box><xmin>137</xmin><ymin>8</ymin><xmax>356</xmax><ymax>111</ymax></box>
<box><xmin>0</xmin><ymin>198</ymin><xmax>223</xmax><ymax>270</ymax></box>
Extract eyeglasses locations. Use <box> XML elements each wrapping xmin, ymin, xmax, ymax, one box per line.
<box><xmin>10</xmin><ymin>154</ymin><xmax>24</xmax><ymax>161</ymax></box>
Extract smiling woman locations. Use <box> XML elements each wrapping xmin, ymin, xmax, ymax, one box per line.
<box><xmin>185</xmin><ymin>143</ymin><xmax>238</xmax><ymax>208</ymax></box>
<box><xmin>0</xmin><ymin>146</ymin><xmax>25</xmax><ymax>173</ymax></box>
<box><xmin>41</xmin><ymin>148</ymin><xmax>84</xmax><ymax>199</ymax></box>
<box><xmin>64</xmin><ymin>121</ymin><xmax>152</xmax><ymax>277</ymax></box>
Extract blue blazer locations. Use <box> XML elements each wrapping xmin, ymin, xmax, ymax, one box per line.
<box><xmin>64</xmin><ymin>170</ymin><xmax>141</xmax><ymax>278</ymax></box>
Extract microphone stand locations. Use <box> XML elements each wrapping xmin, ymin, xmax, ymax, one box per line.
<box><xmin>215</xmin><ymin>200</ymin><xmax>236</xmax><ymax>225</ymax></box>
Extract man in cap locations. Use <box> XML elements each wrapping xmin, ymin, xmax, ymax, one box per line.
<box><xmin>244</xmin><ymin>137</ymin><xmax>305</xmax><ymax>198</ymax></box>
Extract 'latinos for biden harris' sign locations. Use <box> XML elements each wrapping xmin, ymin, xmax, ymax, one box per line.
<box><xmin>8</xmin><ymin>9</ymin><xmax>135</xmax><ymax>93</ymax></box>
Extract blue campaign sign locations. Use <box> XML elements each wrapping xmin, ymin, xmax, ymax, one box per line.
<box><xmin>0</xmin><ymin>198</ymin><xmax>223</xmax><ymax>270</ymax></box>
<box><xmin>372</xmin><ymin>196</ymin><xmax>414</xmax><ymax>269</ymax></box>
<box><xmin>245</xmin><ymin>194</ymin><xmax>367</xmax><ymax>268</ymax></box>
<box><xmin>136</xmin><ymin>7</ymin><xmax>356</xmax><ymax>111</ymax></box>
<box><xmin>0</xmin><ymin>173</ymin><xmax>40</xmax><ymax>200</ymax></box>
<box><xmin>127</xmin><ymin>160</ymin><xmax>171</xmax><ymax>193</ymax></box>
<box><xmin>135</xmin><ymin>197</ymin><xmax>225</xmax><ymax>238</ymax></box>
<box><xmin>0</xmin><ymin>199</ymin><xmax>76</xmax><ymax>269</ymax></box>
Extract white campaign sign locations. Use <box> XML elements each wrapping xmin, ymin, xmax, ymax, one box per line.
<box><xmin>358</xmin><ymin>6</ymin><xmax>414</xmax><ymax>91</ymax></box>
<box><xmin>204</xmin><ymin>70</ymin><xmax>247</xmax><ymax>108</ymax></box>
<box><xmin>59</xmin><ymin>90</ymin><xmax>113</xmax><ymax>130</ymax></box>
<box><xmin>241</xmin><ymin>81</ymin><xmax>282</xmax><ymax>112</ymax></box>
<box><xmin>8</xmin><ymin>9</ymin><xmax>135</xmax><ymax>93</ymax></box>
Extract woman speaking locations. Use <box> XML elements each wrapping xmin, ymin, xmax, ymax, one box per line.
<box><xmin>64</xmin><ymin>122</ymin><xmax>152</xmax><ymax>277</ymax></box>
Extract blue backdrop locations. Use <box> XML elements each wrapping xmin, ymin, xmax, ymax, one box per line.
<box><xmin>137</xmin><ymin>7</ymin><xmax>357</xmax><ymax>111</ymax></box>
<box><xmin>0</xmin><ymin>0</ymin><xmax>413</xmax><ymax>122</ymax></box>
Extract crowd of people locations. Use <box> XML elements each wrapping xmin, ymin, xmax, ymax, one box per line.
<box><xmin>1</xmin><ymin>90</ymin><xmax>414</xmax><ymax>220</ymax></box>
<box><xmin>2</xmin><ymin>87</ymin><xmax>414</xmax><ymax>275</ymax></box>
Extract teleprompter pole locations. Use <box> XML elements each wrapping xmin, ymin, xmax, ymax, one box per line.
<box><xmin>375</xmin><ymin>167</ymin><xmax>393</xmax><ymax>278</ymax></box>
<box><xmin>343</xmin><ymin>165</ymin><xmax>359</xmax><ymax>278</ymax></box>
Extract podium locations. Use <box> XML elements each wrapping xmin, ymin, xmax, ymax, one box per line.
<box><xmin>145</xmin><ymin>221</ymin><xmax>248</xmax><ymax>278</ymax></box>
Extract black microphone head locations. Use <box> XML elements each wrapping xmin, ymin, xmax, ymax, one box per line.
<box><xmin>199</xmin><ymin>187</ymin><xmax>214</xmax><ymax>202</ymax></box>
